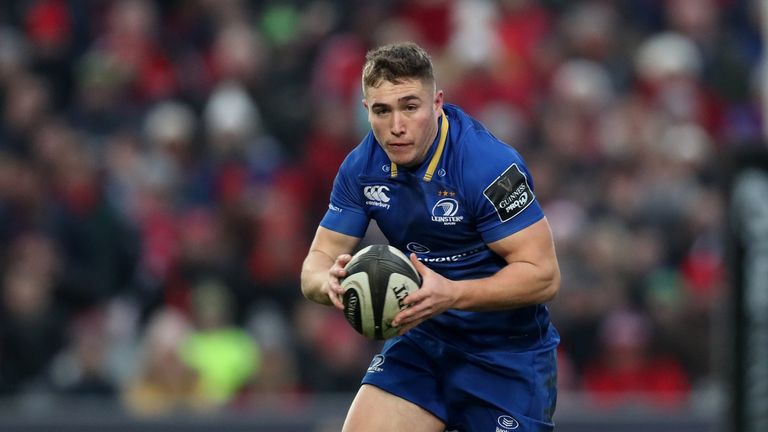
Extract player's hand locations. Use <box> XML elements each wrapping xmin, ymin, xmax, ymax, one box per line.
<box><xmin>326</xmin><ymin>254</ymin><xmax>352</xmax><ymax>310</ymax></box>
<box><xmin>391</xmin><ymin>254</ymin><xmax>459</xmax><ymax>334</ymax></box>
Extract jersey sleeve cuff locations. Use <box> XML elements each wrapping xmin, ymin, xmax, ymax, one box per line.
<box><xmin>319</xmin><ymin>207</ymin><xmax>369</xmax><ymax>238</ymax></box>
<box><xmin>480</xmin><ymin>206</ymin><xmax>544</xmax><ymax>244</ymax></box>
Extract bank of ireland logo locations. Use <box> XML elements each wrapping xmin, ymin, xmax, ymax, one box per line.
<box><xmin>367</xmin><ymin>355</ymin><xmax>385</xmax><ymax>372</ymax></box>
<box><xmin>431</xmin><ymin>198</ymin><xmax>463</xmax><ymax>225</ymax></box>
<box><xmin>364</xmin><ymin>185</ymin><xmax>391</xmax><ymax>209</ymax></box>
<box><xmin>496</xmin><ymin>415</ymin><xmax>519</xmax><ymax>431</ymax></box>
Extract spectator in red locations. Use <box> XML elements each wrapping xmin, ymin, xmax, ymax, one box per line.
<box><xmin>582</xmin><ymin>308</ymin><xmax>690</xmax><ymax>409</ymax></box>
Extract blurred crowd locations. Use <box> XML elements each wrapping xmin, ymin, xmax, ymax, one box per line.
<box><xmin>0</xmin><ymin>0</ymin><xmax>762</xmax><ymax>417</ymax></box>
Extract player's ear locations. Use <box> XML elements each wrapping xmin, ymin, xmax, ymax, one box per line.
<box><xmin>362</xmin><ymin>99</ymin><xmax>369</xmax><ymax>110</ymax></box>
<box><xmin>434</xmin><ymin>90</ymin><xmax>444</xmax><ymax>112</ymax></box>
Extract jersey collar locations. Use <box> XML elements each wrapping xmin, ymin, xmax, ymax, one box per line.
<box><xmin>390</xmin><ymin>110</ymin><xmax>449</xmax><ymax>182</ymax></box>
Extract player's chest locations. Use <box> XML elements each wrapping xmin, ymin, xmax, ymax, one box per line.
<box><xmin>357</xmin><ymin>173</ymin><xmax>471</xmax><ymax>232</ymax></box>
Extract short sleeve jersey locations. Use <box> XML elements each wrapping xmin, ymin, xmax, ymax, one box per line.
<box><xmin>320</xmin><ymin>104</ymin><xmax>555</xmax><ymax>348</ymax></box>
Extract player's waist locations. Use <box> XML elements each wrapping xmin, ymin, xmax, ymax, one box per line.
<box><xmin>415</xmin><ymin>307</ymin><xmax>558</xmax><ymax>351</ymax></box>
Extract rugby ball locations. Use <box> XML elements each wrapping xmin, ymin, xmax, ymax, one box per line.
<box><xmin>341</xmin><ymin>245</ymin><xmax>422</xmax><ymax>340</ymax></box>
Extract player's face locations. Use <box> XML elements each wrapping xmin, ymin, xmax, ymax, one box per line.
<box><xmin>363</xmin><ymin>78</ymin><xmax>443</xmax><ymax>168</ymax></box>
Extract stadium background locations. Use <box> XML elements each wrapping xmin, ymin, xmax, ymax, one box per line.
<box><xmin>0</xmin><ymin>0</ymin><xmax>762</xmax><ymax>431</ymax></box>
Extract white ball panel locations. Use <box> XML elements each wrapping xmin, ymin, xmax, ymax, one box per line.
<box><xmin>380</xmin><ymin>273</ymin><xmax>420</xmax><ymax>339</ymax></box>
<box><xmin>341</xmin><ymin>272</ymin><xmax>374</xmax><ymax>337</ymax></box>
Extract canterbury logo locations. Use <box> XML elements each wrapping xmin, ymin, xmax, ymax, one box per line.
<box><xmin>364</xmin><ymin>185</ymin><xmax>390</xmax><ymax>203</ymax></box>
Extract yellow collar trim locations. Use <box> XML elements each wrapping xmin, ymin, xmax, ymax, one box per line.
<box><xmin>390</xmin><ymin>110</ymin><xmax>449</xmax><ymax>181</ymax></box>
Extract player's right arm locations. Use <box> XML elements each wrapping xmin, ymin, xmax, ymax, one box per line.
<box><xmin>301</xmin><ymin>226</ymin><xmax>361</xmax><ymax>309</ymax></box>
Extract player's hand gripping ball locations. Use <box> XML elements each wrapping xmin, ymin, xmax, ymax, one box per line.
<box><xmin>341</xmin><ymin>245</ymin><xmax>422</xmax><ymax>340</ymax></box>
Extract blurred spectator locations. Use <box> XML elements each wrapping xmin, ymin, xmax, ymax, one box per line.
<box><xmin>0</xmin><ymin>155</ymin><xmax>49</xmax><ymax>243</ymax></box>
<box><xmin>150</xmin><ymin>206</ymin><xmax>251</xmax><ymax>324</ymax></box>
<box><xmin>242</xmin><ymin>301</ymin><xmax>299</xmax><ymax>398</ymax></box>
<box><xmin>582</xmin><ymin>309</ymin><xmax>691</xmax><ymax>409</ymax></box>
<box><xmin>24</xmin><ymin>0</ymin><xmax>78</xmax><ymax>110</ymax></box>
<box><xmin>51</xmin><ymin>309</ymin><xmax>118</xmax><ymax>397</ymax></box>
<box><xmin>663</xmin><ymin>0</ymin><xmax>755</xmax><ymax>106</ymax></box>
<box><xmin>0</xmin><ymin>233</ymin><xmax>68</xmax><ymax>395</ymax></box>
<box><xmin>394</xmin><ymin>0</ymin><xmax>452</xmax><ymax>54</ymax></box>
<box><xmin>300</xmin><ymin>100</ymin><xmax>358</xmax><ymax>219</ymax></box>
<box><xmin>561</xmin><ymin>2</ymin><xmax>638</xmax><ymax>90</ymax></box>
<box><xmin>204</xmin><ymin>80</ymin><xmax>280</xmax><ymax>170</ymax></box>
<box><xmin>43</xmin><ymin>121</ymin><xmax>139</xmax><ymax>310</ymax></box>
<box><xmin>209</xmin><ymin>20</ymin><xmax>267</xmax><ymax>88</ymax></box>
<box><xmin>541</xmin><ymin>58</ymin><xmax>616</xmax><ymax>167</ymax></box>
<box><xmin>633</xmin><ymin>31</ymin><xmax>724</xmax><ymax>135</ymax></box>
<box><xmin>247</xmin><ymin>168</ymin><xmax>312</xmax><ymax>311</ymax></box>
<box><xmin>0</xmin><ymin>26</ymin><xmax>30</xmax><ymax>85</ymax></box>
<box><xmin>453</xmin><ymin>0</ymin><xmax>553</xmax><ymax>115</ymax></box>
<box><xmin>122</xmin><ymin>307</ymin><xmax>210</xmax><ymax>416</ymax></box>
<box><xmin>179</xmin><ymin>279</ymin><xmax>260</xmax><ymax>406</ymax></box>
<box><xmin>97</xmin><ymin>0</ymin><xmax>177</xmax><ymax>102</ymax></box>
<box><xmin>140</xmin><ymin>99</ymin><xmax>212</xmax><ymax>211</ymax></box>
<box><xmin>0</xmin><ymin>73</ymin><xmax>51</xmax><ymax>156</ymax></box>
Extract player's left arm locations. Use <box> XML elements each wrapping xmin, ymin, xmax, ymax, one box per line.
<box><xmin>454</xmin><ymin>216</ymin><xmax>560</xmax><ymax>309</ymax></box>
<box><xmin>392</xmin><ymin>217</ymin><xmax>559</xmax><ymax>330</ymax></box>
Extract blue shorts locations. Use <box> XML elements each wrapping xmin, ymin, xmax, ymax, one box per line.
<box><xmin>361</xmin><ymin>326</ymin><xmax>558</xmax><ymax>432</ymax></box>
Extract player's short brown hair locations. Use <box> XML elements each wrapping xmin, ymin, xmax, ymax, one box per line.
<box><xmin>362</xmin><ymin>42</ymin><xmax>435</xmax><ymax>96</ymax></box>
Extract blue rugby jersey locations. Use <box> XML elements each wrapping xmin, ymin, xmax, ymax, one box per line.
<box><xmin>321</xmin><ymin>103</ymin><xmax>556</xmax><ymax>349</ymax></box>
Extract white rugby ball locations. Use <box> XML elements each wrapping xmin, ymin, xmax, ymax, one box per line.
<box><xmin>341</xmin><ymin>244</ymin><xmax>422</xmax><ymax>340</ymax></box>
